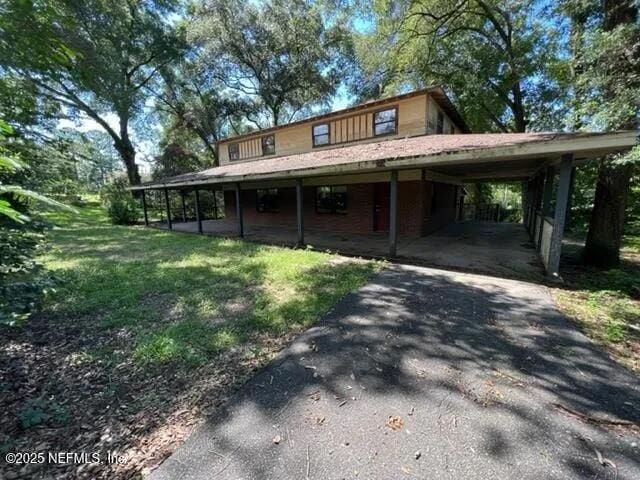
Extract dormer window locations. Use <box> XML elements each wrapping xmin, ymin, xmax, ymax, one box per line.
<box><xmin>312</xmin><ymin>123</ymin><xmax>330</xmax><ymax>147</ymax></box>
<box><xmin>373</xmin><ymin>107</ymin><xmax>397</xmax><ymax>136</ymax></box>
<box><xmin>261</xmin><ymin>135</ymin><xmax>275</xmax><ymax>156</ymax></box>
<box><xmin>228</xmin><ymin>143</ymin><xmax>240</xmax><ymax>161</ymax></box>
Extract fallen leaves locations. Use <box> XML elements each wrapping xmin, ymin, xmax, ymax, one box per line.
<box><xmin>385</xmin><ymin>415</ymin><xmax>404</xmax><ymax>431</ymax></box>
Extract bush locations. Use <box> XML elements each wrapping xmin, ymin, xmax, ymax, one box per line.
<box><xmin>101</xmin><ymin>176</ymin><xmax>138</xmax><ymax>225</ymax></box>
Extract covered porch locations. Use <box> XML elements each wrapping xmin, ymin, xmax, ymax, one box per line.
<box><xmin>153</xmin><ymin>219</ymin><xmax>541</xmax><ymax>278</ymax></box>
<box><xmin>133</xmin><ymin>131</ymin><xmax>637</xmax><ymax>280</ymax></box>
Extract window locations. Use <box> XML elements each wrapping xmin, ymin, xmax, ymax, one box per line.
<box><xmin>373</xmin><ymin>107</ymin><xmax>397</xmax><ymax>136</ymax></box>
<box><xmin>228</xmin><ymin>143</ymin><xmax>240</xmax><ymax>161</ymax></box>
<box><xmin>312</xmin><ymin>123</ymin><xmax>330</xmax><ymax>147</ymax></box>
<box><xmin>256</xmin><ymin>189</ymin><xmax>279</xmax><ymax>213</ymax></box>
<box><xmin>436</xmin><ymin>111</ymin><xmax>444</xmax><ymax>134</ymax></box>
<box><xmin>261</xmin><ymin>135</ymin><xmax>275</xmax><ymax>156</ymax></box>
<box><xmin>316</xmin><ymin>186</ymin><xmax>347</xmax><ymax>214</ymax></box>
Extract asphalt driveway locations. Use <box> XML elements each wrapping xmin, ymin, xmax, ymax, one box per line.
<box><xmin>151</xmin><ymin>264</ymin><xmax>640</xmax><ymax>480</ymax></box>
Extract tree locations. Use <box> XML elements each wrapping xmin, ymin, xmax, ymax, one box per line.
<box><xmin>189</xmin><ymin>0</ymin><xmax>347</xmax><ymax>127</ymax></box>
<box><xmin>352</xmin><ymin>0</ymin><xmax>567</xmax><ymax>132</ymax></box>
<box><xmin>0</xmin><ymin>0</ymin><xmax>182</xmax><ymax>185</ymax></box>
<box><xmin>152</xmin><ymin>143</ymin><xmax>205</xmax><ymax>180</ymax></box>
<box><xmin>152</xmin><ymin>60</ymin><xmax>248</xmax><ymax>165</ymax></box>
<box><xmin>569</xmin><ymin>0</ymin><xmax>640</xmax><ymax>267</ymax></box>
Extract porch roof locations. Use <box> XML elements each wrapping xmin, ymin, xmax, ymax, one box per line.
<box><xmin>132</xmin><ymin>131</ymin><xmax>638</xmax><ymax>190</ymax></box>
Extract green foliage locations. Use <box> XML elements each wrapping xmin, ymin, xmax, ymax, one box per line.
<box><xmin>0</xmin><ymin>119</ymin><xmax>71</xmax><ymax>325</ymax></box>
<box><xmin>190</xmin><ymin>0</ymin><xmax>349</xmax><ymax>126</ymax></box>
<box><xmin>152</xmin><ymin>143</ymin><xmax>206</xmax><ymax>180</ymax></box>
<box><xmin>351</xmin><ymin>0</ymin><xmax>568</xmax><ymax>132</ymax></box>
<box><xmin>0</xmin><ymin>0</ymin><xmax>184</xmax><ymax>184</ymax></box>
<box><xmin>17</xmin><ymin>398</ymin><xmax>69</xmax><ymax>429</ymax></box>
<box><xmin>100</xmin><ymin>176</ymin><xmax>139</xmax><ymax>225</ymax></box>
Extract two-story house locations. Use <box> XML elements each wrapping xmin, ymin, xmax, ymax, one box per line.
<box><xmin>215</xmin><ymin>87</ymin><xmax>469</xmax><ymax>238</ymax></box>
<box><xmin>134</xmin><ymin>86</ymin><xmax>636</xmax><ymax>277</ymax></box>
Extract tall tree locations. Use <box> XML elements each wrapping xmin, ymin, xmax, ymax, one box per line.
<box><xmin>352</xmin><ymin>0</ymin><xmax>567</xmax><ymax>132</ymax></box>
<box><xmin>580</xmin><ymin>0</ymin><xmax>640</xmax><ymax>266</ymax></box>
<box><xmin>152</xmin><ymin>60</ymin><xmax>248</xmax><ymax>165</ymax></box>
<box><xmin>0</xmin><ymin>0</ymin><xmax>182</xmax><ymax>185</ymax></box>
<box><xmin>190</xmin><ymin>0</ymin><xmax>348</xmax><ymax>127</ymax></box>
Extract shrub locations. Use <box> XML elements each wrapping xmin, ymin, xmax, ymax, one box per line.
<box><xmin>101</xmin><ymin>176</ymin><xmax>138</xmax><ymax>225</ymax></box>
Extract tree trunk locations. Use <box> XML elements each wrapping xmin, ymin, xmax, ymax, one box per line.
<box><xmin>115</xmin><ymin>117</ymin><xmax>141</xmax><ymax>186</ymax></box>
<box><xmin>583</xmin><ymin>0</ymin><xmax>637</xmax><ymax>268</ymax></box>
<box><xmin>583</xmin><ymin>160</ymin><xmax>633</xmax><ymax>266</ymax></box>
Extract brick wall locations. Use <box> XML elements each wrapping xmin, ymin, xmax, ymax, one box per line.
<box><xmin>224</xmin><ymin>181</ymin><xmax>426</xmax><ymax>235</ymax></box>
<box><xmin>423</xmin><ymin>182</ymin><xmax>458</xmax><ymax>234</ymax></box>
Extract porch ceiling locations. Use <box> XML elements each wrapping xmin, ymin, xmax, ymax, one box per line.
<box><xmin>132</xmin><ymin>131</ymin><xmax>637</xmax><ymax>190</ymax></box>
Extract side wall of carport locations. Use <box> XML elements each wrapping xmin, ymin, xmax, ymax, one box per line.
<box><xmin>523</xmin><ymin>154</ymin><xmax>574</xmax><ymax>278</ymax></box>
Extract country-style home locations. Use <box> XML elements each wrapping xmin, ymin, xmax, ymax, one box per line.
<box><xmin>133</xmin><ymin>86</ymin><xmax>637</xmax><ymax>278</ymax></box>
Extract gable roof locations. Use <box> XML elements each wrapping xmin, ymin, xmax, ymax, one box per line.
<box><xmin>218</xmin><ymin>86</ymin><xmax>471</xmax><ymax>145</ymax></box>
<box><xmin>133</xmin><ymin>131</ymin><xmax>637</xmax><ymax>190</ymax></box>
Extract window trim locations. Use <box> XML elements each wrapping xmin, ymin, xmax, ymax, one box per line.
<box><xmin>228</xmin><ymin>142</ymin><xmax>240</xmax><ymax>161</ymax></box>
<box><xmin>261</xmin><ymin>134</ymin><xmax>276</xmax><ymax>157</ymax></box>
<box><xmin>256</xmin><ymin>188</ymin><xmax>279</xmax><ymax>213</ymax></box>
<box><xmin>372</xmin><ymin>106</ymin><xmax>398</xmax><ymax>137</ymax></box>
<box><xmin>315</xmin><ymin>185</ymin><xmax>348</xmax><ymax>215</ymax></box>
<box><xmin>311</xmin><ymin>122</ymin><xmax>331</xmax><ymax>148</ymax></box>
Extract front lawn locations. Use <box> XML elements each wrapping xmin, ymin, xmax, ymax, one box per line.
<box><xmin>0</xmin><ymin>201</ymin><xmax>382</xmax><ymax>478</ymax></box>
<box><xmin>553</xmin><ymin>225</ymin><xmax>640</xmax><ymax>373</ymax></box>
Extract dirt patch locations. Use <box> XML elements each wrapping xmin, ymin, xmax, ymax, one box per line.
<box><xmin>0</xmin><ymin>314</ymin><xmax>297</xmax><ymax>479</ymax></box>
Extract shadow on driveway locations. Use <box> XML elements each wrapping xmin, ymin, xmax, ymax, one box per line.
<box><xmin>151</xmin><ymin>264</ymin><xmax>640</xmax><ymax>480</ymax></box>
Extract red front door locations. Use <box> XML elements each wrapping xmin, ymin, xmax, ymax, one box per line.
<box><xmin>374</xmin><ymin>183</ymin><xmax>390</xmax><ymax>232</ymax></box>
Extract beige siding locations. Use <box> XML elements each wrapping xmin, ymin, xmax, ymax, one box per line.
<box><xmin>219</xmin><ymin>93</ymin><xmax>459</xmax><ymax>165</ymax></box>
<box><xmin>426</xmin><ymin>96</ymin><xmax>458</xmax><ymax>135</ymax></box>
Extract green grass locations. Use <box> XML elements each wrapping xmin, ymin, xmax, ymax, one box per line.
<box><xmin>39</xmin><ymin>202</ymin><xmax>382</xmax><ymax>366</ymax></box>
<box><xmin>553</xmin><ymin>229</ymin><xmax>640</xmax><ymax>372</ymax></box>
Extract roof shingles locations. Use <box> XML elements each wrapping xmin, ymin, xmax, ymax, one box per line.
<box><xmin>139</xmin><ymin>132</ymin><xmax>630</xmax><ymax>189</ymax></box>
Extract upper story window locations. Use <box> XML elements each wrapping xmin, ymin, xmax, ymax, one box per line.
<box><xmin>373</xmin><ymin>107</ymin><xmax>397</xmax><ymax>136</ymax></box>
<box><xmin>261</xmin><ymin>135</ymin><xmax>275</xmax><ymax>156</ymax></box>
<box><xmin>436</xmin><ymin>111</ymin><xmax>444</xmax><ymax>134</ymax></box>
<box><xmin>316</xmin><ymin>186</ymin><xmax>347</xmax><ymax>214</ymax></box>
<box><xmin>228</xmin><ymin>142</ymin><xmax>240</xmax><ymax>161</ymax></box>
<box><xmin>312</xmin><ymin>123</ymin><xmax>330</xmax><ymax>147</ymax></box>
<box><xmin>256</xmin><ymin>188</ymin><xmax>279</xmax><ymax>213</ymax></box>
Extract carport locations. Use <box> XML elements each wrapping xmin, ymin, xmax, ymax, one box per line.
<box><xmin>132</xmin><ymin>131</ymin><xmax>637</xmax><ymax>279</ymax></box>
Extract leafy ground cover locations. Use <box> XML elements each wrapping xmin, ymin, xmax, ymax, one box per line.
<box><xmin>553</xmin><ymin>222</ymin><xmax>640</xmax><ymax>373</ymax></box>
<box><xmin>0</xmin><ymin>201</ymin><xmax>382</xmax><ymax>479</ymax></box>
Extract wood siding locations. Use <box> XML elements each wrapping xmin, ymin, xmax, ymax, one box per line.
<box><xmin>219</xmin><ymin>93</ymin><xmax>460</xmax><ymax>165</ymax></box>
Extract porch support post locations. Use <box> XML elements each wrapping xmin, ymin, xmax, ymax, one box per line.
<box><xmin>389</xmin><ymin>170</ymin><xmax>398</xmax><ymax>257</ymax></box>
<box><xmin>547</xmin><ymin>153</ymin><xmax>573</xmax><ymax>279</ymax></box>
<box><xmin>180</xmin><ymin>190</ymin><xmax>187</xmax><ymax>222</ymax></box>
<box><xmin>296</xmin><ymin>178</ymin><xmax>304</xmax><ymax>246</ymax></box>
<box><xmin>538</xmin><ymin>166</ymin><xmax>555</xmax><ymax>248</ymax></box>
<box><xmin>195</xmin><ymin>189</ymin><xmax>203</xmax><ymax>234</ymax></box>
<box><xmin>235</xmin><ymin>183</ymin><xmax>244</xmax><ymax>238</ymax></box>
<box><xmin>213</xmin><ymin>188</ymin><xmax>218</xmax><ymax>219</ymax></box>
<box><xmin>141</xmin><ymin>189</ymin><xmax>149</xmax><ymax>226</ymax></box>
<box><xmin>164</xmin><ymin>188</ymin><xmax>172</xmax><ymax>230</ymax></box>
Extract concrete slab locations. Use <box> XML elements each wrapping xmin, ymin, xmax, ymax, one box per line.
<box><xmin>150</xmin><ymin>264</ymin><xmax>640</xmax><ymax>480</ymax></box>
<box><xmin>153</xmin><ymin>220</ymin><xmax>543</xmax><ymax>280</ymax></box>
